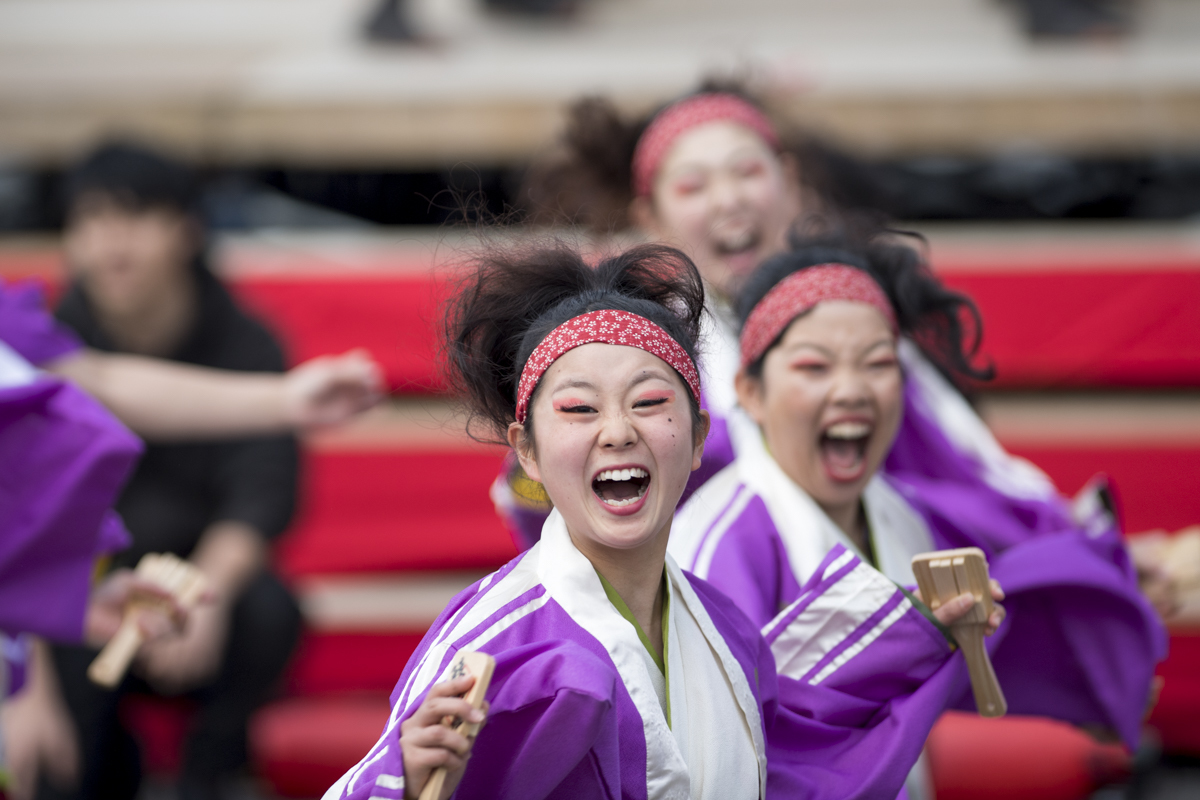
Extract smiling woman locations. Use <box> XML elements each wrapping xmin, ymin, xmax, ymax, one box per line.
<box><xmin>322</xmin><ymin>240</ymin><xmax>983</xmax><ymax>800</ymax></box>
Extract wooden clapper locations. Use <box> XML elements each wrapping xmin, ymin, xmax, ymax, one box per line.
<box><xmin>911</xmin><ymin>547</ymin><xmax>1007</xmax><ymax>717</ymax></box>
<box><xmin>419</xmin><ymin>651</ymin><xmax>496</xmax><ymax>800</ymax></box>
<box><xmin>87</xmin><ymin>553</ymin><xmax>208</xmax><ymax>689</ymax></box>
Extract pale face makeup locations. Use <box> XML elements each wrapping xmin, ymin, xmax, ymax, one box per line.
<box><xmin>737</xmin><ymin>301</ymin><xmax>903</xmax><ymax>533</ymax></box>
<box><xmin>63</xmin><ymin>195</ymin><xmax>196</xmax><ymax>320</ymax></box>
<box><xmin>509</xmin><ymin>343</ymin><xmax>706</xmax><ymax>564</ymax></box>
<box><xmin>640</xmin><ymin>121</ymin><xmax>801</xmax><ymax>300</ymax></box>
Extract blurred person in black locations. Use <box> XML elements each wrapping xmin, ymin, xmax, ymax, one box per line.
<box><xmin>43</xmin><ymin>142</ymin><xmax>301</xmax><ymax>800</ymax></box>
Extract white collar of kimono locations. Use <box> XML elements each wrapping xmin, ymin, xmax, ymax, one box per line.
<box><xmin>726</xmin><ymin>408</ymin><xmax>933</xmax><ymax>587</ymax></box>
<box><xmin>0</xmin><ymin>340</ymin><xmax>38</xmax><ymax>390</ymax></box>
<box><xmin>539</xmin><ymin>510</ymin><xmax>765</xmax><ymax>800</ymax></box>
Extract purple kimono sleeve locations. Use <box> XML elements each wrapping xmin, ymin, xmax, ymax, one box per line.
<box><xmin>687</xmin><ymin>560</ymin><xmax>956</xmax><ymax>800</ymax></box>
<box><xmin>897</xmin><ymin>476</ymin><xmax>1164</xmax><ymax>747</ymax></box>
<box><xmin>985</xmin><ymin>527</ymin><xmax>1163</xmax><ymax>748</ymax></box>
<box><xmin>760</xmin><ymin>546</ymin><xmax>961</xmax><ymax>800</ymax></box>
<box><xmin>887</xmin><ymin>375</ymin><xmax>1165</xmax><ymax>748</ymax></box>
<box><xmin>330</xmin><ymin>566</ymin><xmax>642</xmax><ymax>800</ymax></box>
<box><xmin>328</xmin><ymin>640</ymin><xmax>627</xmax><ymax>800</ymax></box>
<box><xmin>0</xmin><ymin>280</ymin><xmax>82</xmax><ymax>366</ymax></box>
<box><xmin>452</xmin><ymin>641</ymin><xmax>625</xmax><ymax>800</ymax></box>
<box><xmin>0</xmin><ymin>377</ymin><xmax>140</xmax><ymax>641</ymax></box>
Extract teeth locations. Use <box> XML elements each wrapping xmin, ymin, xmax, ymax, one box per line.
<box><xmin>716</xmin><ymin>229</ymin><xmax>757</xmax><ymax>254</ymax></box>
<box><xmin>602</xmin><ymin>494</ymin><xmax>643</xmax><ymax>507</ymax></box>
<box><xmin>596</xmin><ymin>467</ymin><xmax>648</xmax><ymax>482</ymax></box>
<box><xmin>825</xmin><ymin>422</ymin><xmax>871</xmax><ymax>440</ymax></box>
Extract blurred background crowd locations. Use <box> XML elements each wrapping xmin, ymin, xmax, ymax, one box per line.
<box><xmin>0</xmin><ymin>1</ymin><xmax>1198</xmax><ymax>799</ymax></box>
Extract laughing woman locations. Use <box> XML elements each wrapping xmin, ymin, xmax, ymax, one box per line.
<box><xmin>670</xmin><ymin>234</ymin><xmax>1166</xmax><ymax>751</ymax></box>
<box><xmin>324</xmin><ymin>243</ymin><xmax>987</xmax><ymax>800</ymax></box>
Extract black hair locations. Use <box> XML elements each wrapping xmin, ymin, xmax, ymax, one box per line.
<box><xmin>445</xmin><ymin>241</ymin><xmax>707</xmax><ymax>448</ymax></box>
<box><xmin>64</xmin><ymin>140</ymin><xmax>198</xmax><ymax>217</ymax></box>
<box><xmin>736</xmin><ymin>230</ymin><xmax>993</xmax><ymax>386</ymax></box>
<box><xmin>519</xmin><ymin>77</ymin><xmax>838</xmax><ymax>233</ymax></box>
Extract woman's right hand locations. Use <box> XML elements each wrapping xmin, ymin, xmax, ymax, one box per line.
<box><xmin>83</xmin><ymin>569</ymin><xmax>193</xmax><ymax>648</ymax></box>
<box><xmin>399</xmin><ymin>675</ymin><xmax>488</xmax><ymax>800</ymax></box>
<box><xmin>916</xmin><ymin>579</ymin><xmax>1006</xmax><ymax>636</ymax></box>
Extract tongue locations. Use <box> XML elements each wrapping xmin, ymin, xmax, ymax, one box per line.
<box><xmin>821</xmin><ymin>438</ymin><xmax>864</xmax><ymax>481</ymax></box>
<box><xmin>597</xmin><ymin>480</ymin><xmax>641</xmax><ymax>502</ymax></box>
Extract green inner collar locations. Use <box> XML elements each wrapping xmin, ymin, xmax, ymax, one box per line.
<box><xmin>595</xmin><ymin>567</ymin><xmax>671</xmax><ymax>726</ymax></box>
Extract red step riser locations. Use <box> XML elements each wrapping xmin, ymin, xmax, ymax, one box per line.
<box><xmin>8</xmin><ymin>266</ymin><xmax>1199</xmax><ymax>391</ymax></box>
<box><xmin>276</xmin><ymin>450</ymin><xmax>516</xmax><ymax>577</ymax></box>
<box><xmin>275</xmin><ymin>444</ymin><xmax>1199</xmax><ymax>580</ymax></box>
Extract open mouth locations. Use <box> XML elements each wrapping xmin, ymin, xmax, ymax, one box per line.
<box><xmin>713</xmin><ymin>228</ymin><xmax>762</xmax><ymax>257</ymax></box>
<box><xmin>819</xmin><ymin>421</ymin><xmax>872</xmax><ymax>483</ymax></box>
<box><xmin>592</xmin><ymin>467</ymin><xmax>651</xmax><ymax>508</ymax></box>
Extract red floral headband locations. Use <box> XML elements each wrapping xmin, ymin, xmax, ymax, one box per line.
<box><xmin>739</xmin><ymin>264</ymin><xmax>898</xmax><ymax>368</ymax></box>
<box><xmin>515</xmin><ymin>309</ymin><xmax>701</xmax><ymax>424</ymax></box>
<box><xmin>631</xmin><ymin>93</ymin><xmax>780</xmax><ymax>198</ymax></box>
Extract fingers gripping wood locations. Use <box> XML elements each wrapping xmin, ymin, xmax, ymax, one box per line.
<box><xmin>418</xmin><ymin>651</ymin><xmax>496</xmax><ymax>800</ymax></box>
<box><xmin>912</xmin><ymin>547</ymin><xmax>1008</xmax><ymax>717</ymax></box>
<box><xmin>87</xmin><ymin>553</ymin><xmax>208</xmax><ymax>689</ymax></box>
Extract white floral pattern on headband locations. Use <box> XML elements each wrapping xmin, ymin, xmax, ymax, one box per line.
<box><xmin>515</xmin><ymin>309</ymin><xmax>701</xmax><ymax>423</ymax></box>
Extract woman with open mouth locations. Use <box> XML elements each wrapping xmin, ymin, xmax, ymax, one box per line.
<box><xmin>325</xmin><ymin>242</ymin><xmax>992</xmax><ymax>800</ymax></box>
<box><xmin>669</xmin><ymin>233</ymin><xmax>1166</xmax><ymax>776</ymax></box>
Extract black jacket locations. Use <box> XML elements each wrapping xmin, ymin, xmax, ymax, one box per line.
<box><xmin>56</xmin><ymin>263</ymin><xmax>298</xmax><ymax>568</ymax></box>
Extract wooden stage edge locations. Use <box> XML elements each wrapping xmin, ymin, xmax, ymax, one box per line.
<box><xmin>3</xmin><ymin>89</ymin><xmax>1200</xmax><ymax>167</ymax></box>
<box><xmin>3</xmin><ymin>222</ymin><xmax>1200</xmax><ymax>281</ymax></box>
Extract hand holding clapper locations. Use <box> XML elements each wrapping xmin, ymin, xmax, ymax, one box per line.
<box><xmin>912</xmin><ymin>547</ymin><xmax>1007</xmax><ymax>717</ymax></box>
<box><xmin>88</xmin><ymin>553</ymin><xmax>208</xmax><ymax>688</ymax></box>
<box><xmin>418</xmin><ymin>651</ymin><xmax>496</xmax><ymax>800</ymax></box>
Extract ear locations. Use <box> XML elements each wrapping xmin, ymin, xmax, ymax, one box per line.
<box><xmin>691</xmin><ymin>409</ymin><xmax>712</xmax><ymax>472</ymax></box>
<box><xmin>507</xmin><ymin>421</ymin><xmax>541</xmax><ymax>483</ymax></box>
<box><xmin>735</xmin><ymin>368</ymin><xmax>767</xmax><ymax>426</ymax></box>
<box><xmin>777</xmin><ymin>151</ymin><xmax>808</xmax><ymax>216</ymax></box>
<box><xmin>779</xmin><ymin>151</ymin><xmax>801</xmax><ymax>189</ymax></box>
<box><xmin>629</xmin><ymin>195</ymin><xmax>663</xmax><ymax>238</ymax></box>
<box><xmin>183</xmin><ymin>215</ymin><xmax>204</xmax><ymax>252</ymax></box>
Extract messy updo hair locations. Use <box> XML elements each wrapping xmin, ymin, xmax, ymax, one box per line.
<box><xmin>520</xmin><ymin>77</ymin><xmax>837</xmax><ymax>233</ymax></box>
<box><xmin>446</xmin><ymin>242</ymin><xmax>707</xmax><ymax>448</ymax></box>
<box><xmin>736</xmin><ymin>230</ymin><xmax>994</xmax><ymax>387</ymax></box>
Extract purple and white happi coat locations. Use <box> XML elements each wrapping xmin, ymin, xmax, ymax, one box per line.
<box><xmin>325</xmin><ymin>510</ymin><xmax>960</xmax><ymax>800</ymax></box>
<box><xmin>671</xmin><ymin>340</ymin><xmax>1165</xmax><ymax>748</ymax></box>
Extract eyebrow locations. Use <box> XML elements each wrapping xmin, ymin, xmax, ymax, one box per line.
<box><xmin>629</xmin><ymin>370</ymin><xmax>671</xmax><ymax>388</ymax></box>
<box><xmin>663</xmin><ymin>145</ymin><xmax>768</xmax><ymax>176</ymax></box>
<box><xmin>548</xmin><ymin>369</ymin><xmax>671</xmax><ymax>394</ymax></box>
<box><xmin>550</xmin><ymin>378</ymin><xmax>597</xmax><ymax>393</ymax></box>
<box><xmin>782</xmin><ymin>338</ymin><xmax>895</xmax><ymax>358</ymax></box>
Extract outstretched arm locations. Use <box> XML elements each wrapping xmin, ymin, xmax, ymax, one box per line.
<box><xmin>762</xmin><ymin>545</ymin><xmax>972</xmax><ymax>800</ymax></box>
<box><xmin>47</xmin><ymin>348</ymin><xmax>384</xmax><ymax>440</ymax></box>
